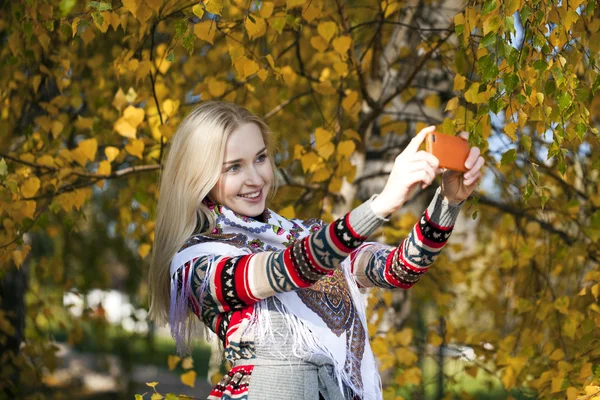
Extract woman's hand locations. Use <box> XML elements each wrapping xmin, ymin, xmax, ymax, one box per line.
<box><xmin>371</xmin><ymin>126</ymin><xmax>443</xmax><ymax>218</ymax></box>
<box><xmin>440</xmin><ymin>131</ymin><xmax>485</xmax><ymax>205</ymax></box>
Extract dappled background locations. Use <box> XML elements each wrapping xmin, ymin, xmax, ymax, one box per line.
<box><xmin>1</xmin><ymin>0</ymin><xmax>600</xmax><ymax>399</ymax></box>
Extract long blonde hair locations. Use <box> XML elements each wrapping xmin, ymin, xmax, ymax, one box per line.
<box><xmin>148</xmin><ymin>101</ymin><xmax>278</xmax><ymax>327</ymax></box>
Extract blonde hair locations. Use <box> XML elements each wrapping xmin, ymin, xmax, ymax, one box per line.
<box><xmin>148</xmin><ymin>101</ymin><xmax>278</xmax><ymax>327</ymax></box>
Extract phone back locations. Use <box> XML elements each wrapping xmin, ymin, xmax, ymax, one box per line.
<box><xmin>425</xmin><ymin>132</ymin><xmax>470</xmax><ymax>172</ymax></box>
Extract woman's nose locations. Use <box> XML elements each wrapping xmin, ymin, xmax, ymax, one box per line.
<box><xmin>245</xmin><ymin>166</ymin><xmax>263</xmax><ymax>185</ymax></box>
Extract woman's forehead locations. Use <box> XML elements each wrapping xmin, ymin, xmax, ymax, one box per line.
<box><xmin>224</xmin><ymin>123</ymin><xmax>265</xmax><ymax>158</ymax></box>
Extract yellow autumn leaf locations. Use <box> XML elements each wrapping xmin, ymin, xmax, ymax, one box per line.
<box><xmin>123</xmin><ymin>0</ymin><xmax>142</xmax><ymax>18</ymax></box>
<box><xmin>21</xmin><ymin>176</ymin><xmax>41</xmax><ymax>198</ymax></box>
<box><xmin>168</xmin><ymin>355</ymin><xmax>181</xmax><ymax>371</ymax></box>
<box><xmin>302</xmin><ymin>2</ymin><xmax>320</xmax><ymax>21</ymax></box>
<box><xmin>445</xmin><ymin>97</ymin><xmax>459</xmax><ymax>112</ymax></box>
<box><xmin>192</xmin><ymin>4</ymin><xmax>204</xmax><ymax>18</ymax></box>
<box><xmin>317</xmin><ymin>21</ymin><xmax>337</xmax><ymax>43</ymax></box>
<box><xmin>454</xmin><ymin>74</ymin><xmax>467</xmax><ymax>91</ymax></box>
<box><xmin>51</xmin><ymin>121</ymin><xmax>64</xmax><ymax>139</ymax></box>
<box><xmin>114</xmin><ymin>120</ymin><xmax>136</xmax><ymax>139</ymax></box>
<box><xmin>182</xmin><ymin>357</ymin><xmax>194</xmax><ymax>370</ymax></box>
<box><xmin>312</xmin><ymin>80</ymin><xmax>336</xmax><ymax>95</ymax></box>
<box><xmin>428</xmin><ymin>332</ymin><xmax>443</xmax><ymax>347</ymax></box>
<box><xmin>257</xmin><ymin>69</ymin><xmax>268</xmax><ymax>81</ymax></box>
<box><xmin>505</xmin><ymin>122</ymin><xmax>518</xmax><ymax>141</ymax></box>
<box><xmin>312</xmin><ymin>167</ymin><xmax>331</xmax><ymax>182</ymax></box>
<box><xmin>138</xmin><ymin>244</ymin><xmax>151</xmax><ymax>259</ymax></box>
<box><xmin>310</xmin><ymin>36</ymin><xmax>328</xmax><ymax>53</ymax></box>
<box><xmin>180</xmin><ymin>370</ymin><xmax>196</xmax><ymax>387</ymax></box>
<box><xmin>75</xmin><ymin>116</ymin><xmax>94</xmax><ymax>130</ymax></box>
<box><xmin>566</xmin><ymin>387</ymin><xmax>578</xmax><ymax>400</ymax></box>
<box><xmin>208</xmin><ymin>78</ymin><xmax>225</xmax><ymax>97</ymax></box>
<box><xmin>95</xmin><ymin>160</ymin><xmax>111</xmax><ymax>189</ymax></box>
<box><xmin>395</xmin><ymin>347</ymin><xmax>417</xmax><ymax>366</ymax></box>
<box><xmin>259</xmin><ymin>2</ymin><xmax>274</xmax><ymax>18</ymax></box>
<box><xmin>337</xmin><ymin>140</ymin><xmax>355</xmax><ymax>159</ymax></box>
<box><xmin>112</xmin><ymin>88</ymin><xmax>127</xmax><ymax>111</ymax></box>
<box><xmin>424</xmin><ymin>94</ymin><xmax>441</xmax><ymax>109</ymax></box>
<box><xmin>105</xmin><ymin>147</ymin><xmax>120</xmax><ymax>162</ymax></box>
<box><xmin>332</xmin><ymin>36</ymin><xmax>351</xmax><ymax>56</ymax></box>
<box><xmin>301</xmin><ymin>151</ymin><xmax>319</xmax><ymax>173</ymax></box>
<box><xmin>549</xmin><ymin>348</ymin><xmax>565</xmax><ymax>361</ymax></box>
<box><xmin>78</xmin><ymin>138</ymin><xmax>97</xmax><ymax>162</ymax></box>
<box><xmin>287</xmin><ymin>0</ymin><xmax>305</xmax><ymax>9</ymax></box>
<box><xmin>97</xmin><ymin>160</ymin><xmax>111</xmax><ymax>176</ymax></box>
<box><xmin>124</xmin><ymin>105</ymin><xmax>145</xmax><ymax>128</ymax></box>
<box><xmin>396</xmin><ymin>328</ymin><xmax>413</xmax><ymax>347</ymax></box>
<box><xmin>145</xmin><ymin>381</ymin><xmax>158</xmax><ymax>388</ymax></box>
<box><xmin>316</xmin><ymin>142</ymin><xmax>335</xmax><ymax>160</ymax></box>
<box><xmin>205</xmin><ymin>0</ymin><xmax>222</xmax><ymax>16</ymax></box>
<box><xmin>328</xmin><ymin>177</ymin><xmax>342</xmax><ymax>192</ymax></box>
<box><xmin>12</xmin><ymin>250</ymin><xmax>23</xmax><ymax>268</ymax></box>
<box><xmin>315</xmin><ymin>127</ymin><xmax>333</xmax><ymax>148</ymax></box>
<box><xmin>245</xmin><ymin>15</ymin><xmax>266</xmax><ymax>40</ymax></box>
<box><xmin>125</xmin><ymin>139</ymin><xmax>145</xmax><ymax>159</ymax></box>
<box><xmin>194</xmin><ymin>20</ymin><xmax>216</xmax><ymax>44</ymax></box>
<box><xmin>145</xmin><ymin>0</ymin><xmax>162</xmax><ymax>14</ymax></box>
<box><xmin>342</xmin><ymin>90</ymin><xmax>358</xmax><ymax>112</ymax></box>
<box><xmin>37</xmin><ymin>155</ymin><xmax>55</xmax><ymax>168</ymax></box>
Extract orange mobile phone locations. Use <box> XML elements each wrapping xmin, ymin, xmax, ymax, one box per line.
<box><xmin>425</xmin><ymin>132</ymin><xmax>470</xmax><ymax>173</ymax></box>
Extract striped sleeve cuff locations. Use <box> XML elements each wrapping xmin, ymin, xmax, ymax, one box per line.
<box><xmin>426</xmin><ymin>187</ymin><xmax>463</xmax><ymax>228</ymax></box>
<box><xmin>348</xmin><ymin>194</ymin><xmax>389</xmax><ymax>238</ymax></box>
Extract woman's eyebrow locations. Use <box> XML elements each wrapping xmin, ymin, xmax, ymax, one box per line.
<box><xmin>223</xmin><ymin>147</ymin><xmax>267</xmax><ymax>165</ymax></box>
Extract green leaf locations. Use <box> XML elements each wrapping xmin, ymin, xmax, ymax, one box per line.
<box><xmin>524</xmin><ymin>179</ymin><xmax>533</xmax><ymax>202</ymax></box>
<box><xmin>89</xmin><ymin>1</ymin><xmax>112</xmax><ymax>11</ymax></box>
<box><xmin>182</xmin><ymin>33</ymin><xmax>195</xmax><ymax>55</ymax></box>
<box><xmin>481</xmin><ymin>0</ymin><xmax>497</xmax><ymax>15</ymax></box>
<box><xmin>60</xmin><ymin>0</ymin><xmax>77</xmax><ymax>16</ymax></box>
<box><xmin>135</xmin><ymin>395</ymin><xmax>144</xmax><ymax>400</ymax></box>
<box><xmin>504</xmin><ymin>16</ymin><xmax>515</xmax><ymax>34</ymax></box>
<box><xmin>521</xmin><ymin>135</ymin><xmax>531</xmax><ymax>153</ymax></box>
<box><xmin>92</xmin><ymin>11</ymin><xmax>104</xmax><ymax>27</ymax></box>
<box><xmin>557</xmin><ymin>92</ymin><xmax>572</xmax><ymax>112</ymax></box>
<box><xmin>480</xmin><ymin>32</ymin><xmax>497</xmax><ymax>48</ymax></box>
<box><xmin>166</xmin><ymin>51</ymin><xmax>174</xmax><ymax>62</ymax></box>
<box><xmin>0</xmin><ymin>158</ymin><xmax>7</xmax><ymax>176</ymax></box>
<box><xmin>165</xmin><ymin>394</ymin><xmax>179</xmax><ymax>400</ymax></box>
<box><xmin>501</xmin><ymin>149</ymin><xmax>517</xmax><ymax>165</ymax></box>
<box><xmin>503</xmin><ymin>72</ymin><xmax>519</xmax><ymax>94</ymax></box>
<box><xmin>175</xmin><ymin>20</ymin><xmax>187</xmax><ymax>38</ymax></box>
<box><xmin>532</xmin><ymin>59</ymin><xmax>548</xmax><ymax>75</ymax></box>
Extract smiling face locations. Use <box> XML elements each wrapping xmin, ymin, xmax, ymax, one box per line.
<box><xmin>208</xmin><ymin>123</ymin><xmax>274</xmax><ymax>217</ymax></box>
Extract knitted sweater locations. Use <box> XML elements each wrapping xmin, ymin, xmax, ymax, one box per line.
<box><xmin>170</xmin><ymin>187</ymin><xmax>463</xmax><ymax>399</ymax></box>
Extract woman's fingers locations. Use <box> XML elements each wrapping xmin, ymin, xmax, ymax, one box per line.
<box><xmin>464</xmin><ymin>147</ymin><xmax>481</xmax><ymax>170</ymax></box>
<box><xmin>413</xmin><ymin>150</ymin><xmax>440</xmax><ymax>169</ymax></box>
<box><xmin>464</xmin><ymin>171</ymin><xmax>481</xmax><ymax>187</ymax></box>
<box><xmin>406</xmin><ymin>126</ymin><xmax>436</xmax><ymax>153</ymax></box>
<box><xmin>464</xmin><ymin>156</ymin><xmax>485</xmax><ymax>178</ymax></box>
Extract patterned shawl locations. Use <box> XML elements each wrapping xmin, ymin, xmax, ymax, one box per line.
<box><xmin>169</xmin><ymin>200</ymin><xmax>383</xmax><ymax>399</ymax></box>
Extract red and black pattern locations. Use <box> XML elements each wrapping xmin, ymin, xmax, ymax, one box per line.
<box><xmin>208</xmin><ymin>365</ymin><xmax>254</xmax><ymax>400</ymax></box>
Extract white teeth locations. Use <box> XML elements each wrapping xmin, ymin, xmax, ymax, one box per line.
<box><xmin>239</xmin><ymin>190</ymin><xmax>260</xmax><ymax>199</ymax></box>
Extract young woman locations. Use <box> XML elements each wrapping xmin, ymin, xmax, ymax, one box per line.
<box><xmin>148</xmin><ymin>101</ymin><xmax>484</xmax><ymax>400</ymax></box>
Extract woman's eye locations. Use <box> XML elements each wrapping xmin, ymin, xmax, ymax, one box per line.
<box><xmin>257</xmin><ymin>154</ymin><xmax>267</xmax><ymax>162</ymax></box>
<box><xmin>227</xmin><ymin>164</ymin><xmax>240</xmax><ymax>172</ymax></box>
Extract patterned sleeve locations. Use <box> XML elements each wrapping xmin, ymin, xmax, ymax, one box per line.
<box><xmin>349</xmin><ymin>187</ymin><xmax>463</xmax><ymax>289</ymax></box>
<box><xmin>171</xmin><ymin>199</ymin><xmax>388</xmax><ymax>318</ymax></box>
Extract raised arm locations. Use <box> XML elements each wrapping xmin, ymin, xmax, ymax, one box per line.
<box><xmin>170</xmin><ymin>198</ymin><xmax>387</xmax><ymax>317</ymax></box>
<box><xmin>349</xmin><ymin>187</ymin><xmax>462</xmax><ymax>289</ymax></box>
